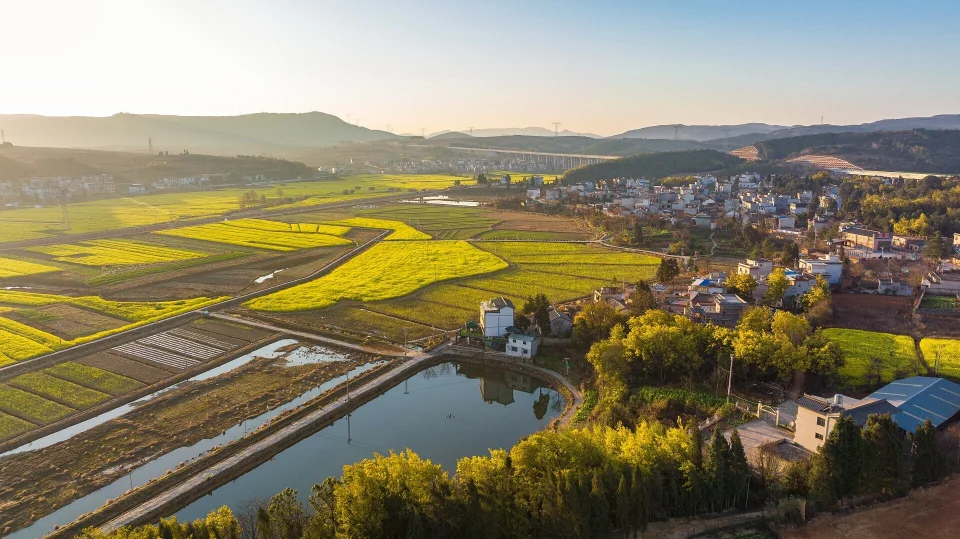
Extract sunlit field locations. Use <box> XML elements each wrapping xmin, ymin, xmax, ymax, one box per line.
<box><xmin>28</xmin><ymin>239</ymin><xmax>206</xmax><ymax>266</ymax></box>
<box><xmin>156</xmin><ymin>218</ymin><xmax>354</xmax><ymax>251</ymax></box>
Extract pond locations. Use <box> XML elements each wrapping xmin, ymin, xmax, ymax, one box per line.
<box><xmin>174</xmin><ymin>361</ymin><xmax>562</xmax><ymax>522</ymax></box>
<box><xmin>398</xmin><ymin>195</ymin><xmax>480</xmax><ymax>207</ymax></box>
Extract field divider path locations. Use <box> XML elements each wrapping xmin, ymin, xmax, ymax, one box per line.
<box><xmin>0</xmin><ymin>229</ymin><xmax>390</xmax><ymax>381</ymax></box>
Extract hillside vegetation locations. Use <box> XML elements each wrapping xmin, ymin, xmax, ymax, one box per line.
<box><xmin>562</xmin><ymin>149</ymin><xmax>744</xmax><ymax>183</ymax></box>
<box><xmin>756</xmin><ymin>129</ymin><xmax>960</xmax><ymax>173</ymax></box>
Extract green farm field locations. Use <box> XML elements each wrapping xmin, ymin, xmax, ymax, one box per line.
<box><xmin>822</xmin><ymin>328</ymin><xmax>923</xmax><ymax>388</ymax></box>
<box><xmin>919</xmin><ymin>338</ymin><xmax>960</xmax><ymax>379</ymax></box>
<box><xmin>0</xmin><ymin>174</ymin><xmax>470</xmax><ymax>243</ymax></box>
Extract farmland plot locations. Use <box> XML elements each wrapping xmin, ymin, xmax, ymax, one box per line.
<box><xmin>823</xmin><ymin>328</ymin><xmax>923</xmax><ymax>388</ymax></box>
<box><xmin>0</xmin><ymin>411</ymin><xmax>34</xmax><ymax>439</ymax></box>
<box><xmin>321</xmin><ymin>217</ymin><xmax>431</xmax><ymax>241</ymax></box>
<box><xmin>356</xmin><ymin>205</ymin><xmax>498</xmax><ymax>239</ymax></box>
<box><xmin>28</xmin><ymin>239</ymin><xmax>206</xmax><ymax>267</ymax></box>
<box><xmin>0</xmin><ymin>385</ymin><xmax>75</xmax><ymax>424</ymax></box>
<box><xmin>0</xmin><ymin>257</ymin><xmax>61</xmax><ymax>278</ymax></box>
<box><xmin>919</xmin><ymin>338</ymin><xmax>960</xmax><ymax>379</ymax></box>
<box><xmin>45</xmin><ymin>362</ymin><xmax>143</xmax><ymax>395</ymax></box>
<box><xmin>246</xmin><ymin>240</ymin><xmax>507</xmax><ymax>311</ymax></box>
<box><xmin>156</xmin><ymin>219</ymin><xmax>353</xmax><ymax>251</ymax></box>
<box><xmin>9</xmin><ymin>372</ymin><xmax>111</xmax><ymax>409</ymax></box>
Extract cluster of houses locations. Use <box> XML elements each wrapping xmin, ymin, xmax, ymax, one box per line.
<box><xmin>0</xmin><ymin>175</ymin><xmax>115</xmax><ymax>205</ymax></box>
<box><xmin>525</xmin><ymin>172</ymin><xmax>844</xmax><ymax>232</ymax></box>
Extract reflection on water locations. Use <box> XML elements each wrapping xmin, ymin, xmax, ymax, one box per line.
<box><xmin>174</xmin><ymin>361</ymin><xmax>562</xmax><ymax>522</ymax></box>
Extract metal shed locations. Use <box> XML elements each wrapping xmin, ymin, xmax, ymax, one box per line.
<box><xmin>868</xmin><ymin>376</ymin><xmax>960</xmax><ymax>434</ymax></box>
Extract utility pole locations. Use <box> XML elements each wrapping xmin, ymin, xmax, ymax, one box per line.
<box><xmin>148</xmin><ymin>137</ymin><xmax>153</xmax><ymax>155</ymax></box>
<box><xmin>726</xmin><ymin>353</ymin><xmax>735</xmax><ymax>403</ymax></box>
<box><xmin>551</xmin><ymin>122</ymin><xmax>561</xmax><ymax>136</ymax></box>
<box><xmin>403</xmin><ymin>327</ymin><xmax>408</xmax><ymax>358</ymax></box>
<box><xmin>420</xmin><ymin>127</ymin><xmax>426</xmax><ymax>138</ymax></box>
<box><xmin>2</xmin><ymin>129</ymin><xmax>6</xmax><ymax>144</ymax></box>
<box><xmin>386</xmin><ymin>123</ymin><xmax>392</xmax><ymax>133</ymax></box>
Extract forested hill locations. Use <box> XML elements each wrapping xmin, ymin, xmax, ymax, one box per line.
<box><xmin>757</xmin><ymin>129</ymin><xmax>960</xmax><ymax>173</ymax></box>
<box><xmin>0</xmin><ymin>112</ymin><xmax>398</xmax><ymax>154</ymax></box>
<box><xmin>562</xmin><ymin>149</ymin><xmax>744</xmax><ymax>183</ymax></box>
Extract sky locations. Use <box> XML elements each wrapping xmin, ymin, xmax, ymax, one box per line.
<box><xmin>1</xmin><ymin>0</ymin><xmax>959</xmax><ymax>136</ymax></box>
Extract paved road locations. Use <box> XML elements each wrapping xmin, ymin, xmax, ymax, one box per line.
<box><xmin>99</xmin><ymin>348</ymin><xmax>444</xmax><ymax>532</ymax></box>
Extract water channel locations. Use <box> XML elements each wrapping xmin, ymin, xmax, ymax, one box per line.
<box><xmin>174</xmin><ymin>360</ymin><xmax>561</xmax><ymax>522</ymax></box>
<box><xmin>9</xmin><ymin>358</ymin><xmax>561</xmax><ymax>538</ymax></box>
<box><xmin>398</xmin><ymin>195</ymin><xmax>480</xmax><ymax>207</ymax></box>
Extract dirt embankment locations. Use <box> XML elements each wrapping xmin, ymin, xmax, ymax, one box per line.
<box><xmin>0</xmin><ymin>352</ymin><xmax>373</xmax><ymax>535</ymax></box>
<box><xmin>785</xmin><ymin>476</ymin><xmax>960</xmax><ymax>539</ymax></box>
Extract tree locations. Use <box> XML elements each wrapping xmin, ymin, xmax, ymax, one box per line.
<box><xmin>771</xmin><ymin>311</ymin><xmax>811</xmax><ymax>347</ymax></box>
<box><xmin>728</xmin><ymin>428</ymin><xmax>751</xmax><ymax>507</ymax></box>
<box><xmin>655</xmin><ymin>258</ymin><xmax>681</xmax><ymax>283</ymax></box>
<box><xmin>704</xmin><ymin>427</ymin><xmax>731</xmax><ymax>511</ymax></box>
<box><xmin>586</xmin><ymin>332</ymin><xmax>631</xmax><ymax>407</ymax></box>
<box><xmin>268</xmin><ymin>488</ymin><xmax>308</xmax><ymax>539</ymax></box>
<box><xmin>572</xmin><ymin>302</ymin><xmax>627</xmax><ymax>348</ymax></box>
<box><xmin>810</xmin><ymin>415</ymin><xmax>864</xmax><ymax>504</ymax></box>
<box><xmin>764</xmin><ymin>267</ymin><xmax>788</xmax><ymax>305</ymax></box>
<box><xmin>779</xmin><ymin>242</ymin><xmax>801</xmax><ymax>267</ymax></box>
<box><xmin>632</xmin><ymin>219</ymin><xmax>644</xmax><ymax>246</ymax></box>
<box><xmin>725</xmin><ymin>274</ymin><xmax>758</xmax><ymax>299</ymax></box>
<box><xmin>513</xmin><ymin>314</ymin><xmax>531</xmax><ymax>331</ymax></box>
<box><xmin>925</xmin><ymin>233</ymin><xmax>948</xmax><ymax>260</ymax></box>
<box><xmin>627</xmin><ymin>281</ymin><xmax>658</xmax><ymax>315</ymax></box>
<box><xmin>862</xmin><ymin>414</ymin><xmax>907</xmax><ymax>494</ymax></box>
<box><xmin>911</xmin><ymin>418</ymin><xmax>944</xmax><ymax>487</ymax></box>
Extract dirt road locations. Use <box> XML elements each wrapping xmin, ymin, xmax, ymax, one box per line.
<box><xmin>786</xmin><ymin>477</ymin><xmax>960</xmax><ymax>539</ymax></box>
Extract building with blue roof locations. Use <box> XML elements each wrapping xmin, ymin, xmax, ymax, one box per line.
<box><xmin>867</xmin><ymin>376</ymin><xmax>960</xmax><ymax>434</ymax></box>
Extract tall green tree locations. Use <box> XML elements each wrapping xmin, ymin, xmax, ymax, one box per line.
<box><xmin>764</xmin><ymin>267</ymin><xmax>789</xmax><ymax>305</ymax></box>
<box><xmin>862</xmin><ymin>414</ymin><xmax>907</xmax><ymax>494</ymax></box>
<box><xmin>655</xmin><ymin>258</ymin><xmax>681</xmax><ymax>282</ymax></box>
<box><xmin>728</xmin><ymin>428</ymin><xmax>751</xmax><ymax>508</ymax></box>
<box><xmin>911</xmin><ymin>418</ymin><xmax>944</xmax><ymax>487</ymax></box>
<box><xmin>810</xmin><ymin>415</ymin><xmax>865</xmax><ymax>504</ymax></box>
<box><xmin>704</xmin><ymin>428</ymin><xmax>731</xmax><ymax>511</ymax></box>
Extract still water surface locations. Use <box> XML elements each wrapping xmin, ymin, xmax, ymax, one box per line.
<box><xmin>175</xmin><ymin>361</ymin><xmax>561</xmax><ymax>521</ymax></box>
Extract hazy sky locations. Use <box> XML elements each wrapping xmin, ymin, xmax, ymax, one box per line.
<box><xmin>2</xmin><ymin>0</ymin><xmax>958</xmax><ymax>135</ymax></box>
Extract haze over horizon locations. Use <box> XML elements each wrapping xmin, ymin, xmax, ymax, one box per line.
<box><xmin>3</xmin><ymin>0</ymin><xmax>959</xmax><ymax>137</ymax></box>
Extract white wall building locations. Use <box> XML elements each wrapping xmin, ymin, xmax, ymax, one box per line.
<box><xmin>798</xmin><ymin>254</ymin><xmax>844</xmax><ymax>286</ymax></box>
<box><xmin>505</xmin><ymin>334</ymin><xmax>539</xmax><ymax>359</ymax></box>
<box><xmin>480</xmin><ymin>297</ymin><xmax>515</xmax><ymax>337</ymax></box>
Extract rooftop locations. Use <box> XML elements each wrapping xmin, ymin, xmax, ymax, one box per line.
<box><xmin>481</xmin><ymin>297</ymin><xmax>514</xmax><ymax>312</ymax></box>
<box><xmin>868</xmin><ymin>377</ymin><xmax>960</xmax><ymax>433</ymax></box>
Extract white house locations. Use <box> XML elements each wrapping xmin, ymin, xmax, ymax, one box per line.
<box><xmin>798</xmin><ymin>253</ymin><xmax>844</xmax><ymax>286</ymax></box>
<box><xmin>737</xmin><ymin>258</ymin><xmax>773</xmax><ymax>280</ymax></box>
<box><xmin>128</xmin><ymin>183</ymin><xmax>146</xmax><ymax>194</ymax></box>
<box><xmin>480</xmin><ymin>297</ymin><xmax>514</xmax><ymax>337</ymax></box>
<box><xmin>506</xmin><ymin>334</ymin><xmax>539</xmax><ymax>359</ymax></box>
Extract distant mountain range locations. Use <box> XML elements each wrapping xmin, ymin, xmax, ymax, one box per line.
<box><xmin>0</xmin><ymin>112</ymin><xmax>398</xmax><ymax>154</ymax></box>
<box><xmin>611</xmin><ymin>115</ymin><xmax>960</xmax><ymax>143</ymax></box>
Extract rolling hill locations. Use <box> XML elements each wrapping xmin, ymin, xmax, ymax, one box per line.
<box><xmin>562</xmin><ymin>149</ymin><xmax>745</xmax><ymax>184</ymax></box>
<box><xmin>612</xmin><ymin>123</ymin><xmax>785</xmax><ymax>142</ymax></box>
<box><xmin>0</xmin><ymin>112</ymin><xmax>398</xmax><ymax>155</ymax></box>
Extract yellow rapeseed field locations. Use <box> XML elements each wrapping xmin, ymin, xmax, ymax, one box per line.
<box><xmin>246</xmin><ymin>240</ymin><xmax>507</xmax><ymax>311</ymax></box>
<box><xmin>156</xmin><ymin>219</ymin><xmax>354</xmax><ymax>251</ymax></box>
<box><xmin>28</xmin><ymin>239</ymin><xmax>205</xmax><ymax>266</ymax></box>
<box><xmin>322</xmin><ymin>217</ymin><xmax>431</xmax><ymax>240</ymax></box>
<box><xmin>0</xmin><ymin>257</ymin><xmax>61</xmax><ymax>278</ymax></box>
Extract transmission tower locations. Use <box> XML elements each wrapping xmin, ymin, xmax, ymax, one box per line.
<box><xmin>148</xmin><ymin>137</ymin><xmax>153</xmax><ymax>155</ymax></box>
<box><xmin>386</xmin><ymin>124</ymin><xmax>392</xmax><ymax>133</ymax></box>
<box><xmin>467</xmin><ymin>126</ymin><xmax>474</xmax><ymax>136</ymax></box>
<box><xmin>722</xmin><ymin>127</ymin><xmax>731</xmax><ymax>150</ymax></box>
<box><xmin>420</xmin><ymin>127</ymin><xmax>426</xmax><ymax>138</ymax></box>
<box><xmin>551</xmin><ymin>122</ymin><xmax>561</xmax><ymax>136</ymax></box>
<box><xmin>672</xmin><ymin>124</ymin><xmax>682</xmax><ymax>140</ymax></box>
<box><xmin>1</xmin><ymin>129</ymin><xmax>5</xmax><ymax>145</ymax></box>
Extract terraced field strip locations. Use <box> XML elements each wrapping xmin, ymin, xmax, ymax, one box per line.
<box><xmin>28</xmin><ymin>239</ymin><xmax>206</xmax><ymax>267</ymax></box>
<box><xmin>0</xmin><ymin>385</ymin><xmax>76</xmax><ymax>424</ymax></box>
<box><xmin>8</xmin><ymin>372</ymin><xmax>111</xmax><ymax>409</ymax></box>
<box><xmin>168</xmin><ymin>327</ymin><xmax>235</xmax><ymax>350</ymax></box>
<box><xmin>0</xmin><ymin>257</ymin><xmax>61</xmax><ymax>278</ymax></box>
<box><xmin>321</xmin><ymin>217</ymin><xmax>431</xmax><ymax>241</ymax></box>
<box><xmin>0</xmin><ymin>410</ymin><xmax>35</xmax><ymax>439</ymax></box>
<box><xmin>113</xmin><ymin>343</ymin><xmax>200</xmax><ymax>370</ymax></box>
<box><xmin>139</xmin><ymin>333</ymin><xmax>224</xmax><ymax>360</ymax></box>
<box><xmin>45</xmin><ymin>362</ymin><xmax>143</xmax><ymax>395</ymax></box>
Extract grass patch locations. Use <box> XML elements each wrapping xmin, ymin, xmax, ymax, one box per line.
<box><xmin>0</xmin><ymin>257</ymin><xmax>61</xmax><ymax>278</ymax></box>
<box><xmin>46</xmin><ymin>362</ymin><xmax>143</xmax><ymax>395</ymax></box>
<box><xmin>573</xmin><ymin>389</ymin><xmax>598</xmax><ymax>423</ymax></box>
<box><xmin>85</xmin><ymin>251</ymin><xmax>247</xmax><ymax>286</ymax></box>
<box><xmin>247</xmin><ymin>241</ymin><xmax>507</xmax><ymax>311</ymax></box>
<box><xmin>920</xmin><ymin>295</ymin><xmax>957</xmax><ymax>310</ymax></box>
<box><xmin>156</xmin><ymin>218</ymin><xmax>353</xmax><ymax>251</ymax></box>
<box><xmin>478</xmin><ymin>229</ymin><xmax>583</xmax><ymax>240</ymax></box>
<box><xmin>0</xmin><ymin>411</ymin><xmax>35</xmax><ymax>440</ymax></box>
<box><xmin>920</xmin><ymin>338</ymin><xmax>960</xmax><ymax>379</ymax></box>
<box><xmin>823</xmin><ymin>328</ymin><xmax>922</xmax><ymax>388</ymax></box>
<box><xmin>0</xmin><ymin>385</ymin><xmax>75</xmax><ymax>423</ymax></box>
<box><xmin>28</xmin><ymin>239</ymin><xmax>205</xmax><ymax>267</ymax></box>
<box><xmin>9</xmin><ymin>372</ymin><xmax>112</xmax><ymax>408</ymax></box>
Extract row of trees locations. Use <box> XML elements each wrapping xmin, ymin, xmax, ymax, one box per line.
<box><xmin>82</xmin><ymin>422</ymin><xmax>756</xmax><ymax>539</ymax></box>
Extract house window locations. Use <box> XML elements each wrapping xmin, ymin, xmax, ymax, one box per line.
<box><xmin>511</xmin><ymin>347</ymin><xmax>518</xmax><ymax>352</ymax></box>
<box><xmin>815</xmin><ymin>433</ymin><xmax>824</xmax><ymax>440</ymax></box>
<box><xmin>817</xmin><ymin>417</ymin><xmax>825</xmax><ymax>427</ymax></box>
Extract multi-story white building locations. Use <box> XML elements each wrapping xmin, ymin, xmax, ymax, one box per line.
<box><xmin>797</xmin><ymin>253</ymin><xmax>844</xmax><ymax>286</ymax></box>
<box><xmin>480</xmin><ymin>297</ymin><xmax>514</xmax><ymax>337</ymax></box>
